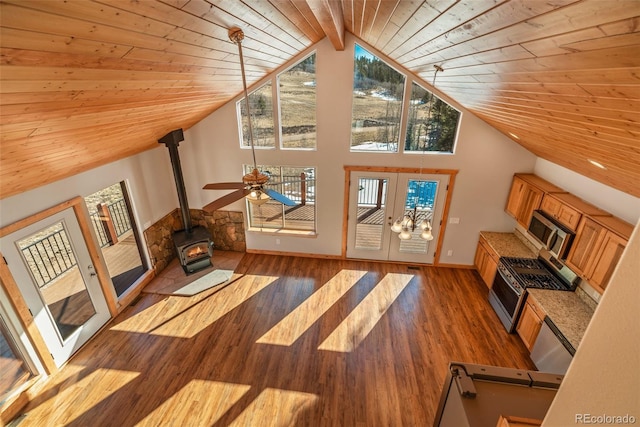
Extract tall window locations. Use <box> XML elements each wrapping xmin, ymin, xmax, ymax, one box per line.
<box><xmin>405</xmin><ymin>82</ymin><xmax>461</xmax><ymax>153</ymax></box>
<box><xmin>351</xmin><ymin>44</ymin><xmax>406</xmax><ymax>152</ymax></box>
<box><xmin>278</xmin><ymin>53</ymin><xmax>317</xmax><ymax>149</ymax></box>
<box><xmin>244</xmin><ymin>165</ymin><xmax>316</xmax><ymax>233</ymax></box>
<box><xmin>237</xmin><ymin>82</ymin><xmax>275</xmax><ymax>148</ymax></box>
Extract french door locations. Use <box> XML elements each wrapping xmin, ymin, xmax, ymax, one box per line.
<box><xmin>0</xmin><ymin>208</ymin><xmax>110</xmax><ymax>367</ymax></box>
<box><xmin>346</xmin><ymin>170</ymin><xmax>449</xmax><ymax>264</ymax></box>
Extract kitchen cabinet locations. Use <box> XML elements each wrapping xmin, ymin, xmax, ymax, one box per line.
<box><xmin>474</xmin><ymin>235</ymin><xmax>499</xmax><ymax>288</ymax></box>
<box><xmin>540</xmin><ymin>194</ymin><xmax>581</xmax><ymax>230</ymax></box>
<box><xmin>566</xmin><ymin>215</ymin><xmax>632</xmax><ymax>294</ymax></box>
<box><xmin>540</xmin><ymin>192</ymin><xmax>609</xmax><ymax>231</ymax></box>
<box><xmin>516</xmin><ymin>295</ymin><xmax>547</xmax><ymax>351</ymax></box>
<box><xmin>505</xmin><ymin>174</ymin><xmax>564</xmax><ymax>228</ymax></box>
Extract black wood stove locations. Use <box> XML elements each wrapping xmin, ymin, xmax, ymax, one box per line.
<box><xmin>158</xmin><ymin>129</ymin><xmax>213</xmax><ymax>274</ymax></box>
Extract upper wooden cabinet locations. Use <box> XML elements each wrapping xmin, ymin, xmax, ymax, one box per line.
<box><xmin>505</xmin><ymin>174</ymin><xmax>564</xmax><ymax>228</ymax></box>
<box><xmin>566</xmin><ymin>215</ymin><xmax>633</xmax><ymax>293</ymax></box>
<box><xmin>540</xmin><ymin>193</ymin><xmax>609</xmax><ymax>231</ymax></box>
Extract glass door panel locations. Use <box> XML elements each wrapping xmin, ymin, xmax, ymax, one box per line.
<box><xmin>85</xmin><ymin>182</ymin><xmax>148</xmax><ymax>298</ymax></box>
<box><xmin>0</xmin><ymin>208</ymin><xmax>110</xmax><ymax>367</ymax></box>
<box><xmin>388</xmin><ymin>174</ymin><xmax>448</xmax><ymax>263</ymax></box>
<box><xmin>346</xmin><ymin>172</ymin><xmax>397</xmax><ymax>260</ymax></box>
<box><xmin>0</xmin><ymin>316</ymin><xmax>33</xmax><ymax>402</ymax></box>
<box><xmin>16</xmin><ymin>221</ymin><xmax>97</xmax><ymax>341</ymax></box>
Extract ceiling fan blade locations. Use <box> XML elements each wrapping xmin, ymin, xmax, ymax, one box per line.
<box><xmin>203</xmin><ymin>182</ymin><xmax>245</xmax><ymax>190</ymax></box>
<box><xmin>264</xmin><ymin>188</ymin><xmax>297</xmax><ymax>206</ymax></box>
<box><xmin>203</xmin><ymin>189</ymin><xmax>250</xmax><ymax>212</ymax></box>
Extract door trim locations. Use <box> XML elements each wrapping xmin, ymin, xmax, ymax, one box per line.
<box><xmin>342</xmin><ymin>166</ymin><xmax>458</xmax><ymax>265</ymax></box>
<box><xmin>0</xmin><ymin>196</ymin><xmax>118</xmax><ymax>373</ymax></box>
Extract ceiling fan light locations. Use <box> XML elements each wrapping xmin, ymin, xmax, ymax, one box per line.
<box><xmin>246</xmin><ymin>190</ymin><xmax>270</xmax><ymax>205</ymax></box>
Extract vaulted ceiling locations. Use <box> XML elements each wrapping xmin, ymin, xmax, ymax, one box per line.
<box><xmin>1</xmin><ymin>0</ymin><xmax>639</xmax><ymax>199</ymax></box>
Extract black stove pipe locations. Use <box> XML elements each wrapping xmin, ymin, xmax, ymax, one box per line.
<box><xmin>158</xmin><ymin>129</ymin><xmax>192</xmax><ymax>234</ymax></box>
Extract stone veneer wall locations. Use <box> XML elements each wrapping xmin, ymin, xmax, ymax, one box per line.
<box><xmin>143</xmin><ymin>209</ymin><xmax>245</xmax><ymax>275</ymax></box>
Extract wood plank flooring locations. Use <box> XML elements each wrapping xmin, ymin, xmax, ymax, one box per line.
<box><xmin>16</xmin><ymin>253</ymin><xmax>535</xmax><ymax>426</ymax></box>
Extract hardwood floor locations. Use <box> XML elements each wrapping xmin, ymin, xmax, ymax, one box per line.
<box><xmin>16</xmin><ymin>254</ymin><xmax>535</xmax><ymax>426</ymax></box>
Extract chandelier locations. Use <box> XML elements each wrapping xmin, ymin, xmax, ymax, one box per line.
<box><xmin>390</xmin><ymin>65</ymin><xmax>443</xmax><ymax>241</ymax></box>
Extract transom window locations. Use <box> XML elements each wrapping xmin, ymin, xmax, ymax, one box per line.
<box><xmin>237</xmin><ymin>82</ymin><xmax>275</xmax><ymax>148</ymax></box>
<box><xmin>405</xmin><ymin>82</ymin><xmax>461</xmax><ymax>153</ymax></box>
<box><xmin>244</xmin><ymin>165</ymin><xmax>316</xmax><ymax>233</ymax></box>
<box><xmin>278</xmin><ymin>53</ymin><xmax>317</xmax><ymax>149</ymax></box>
<box><xmin>351</xmin><ymin>44</ymin><xmax>406</xmax><ymax>152</ymax></box>
<box><xmin>237</xmin><ymin>53</ymin><xmax>317</xmax><ymax>151</ymax></box>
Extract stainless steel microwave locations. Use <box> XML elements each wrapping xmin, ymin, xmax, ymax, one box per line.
<box><xmin>527</xmin><ymin>210</ymin><xmax>575</xmax><ymax>260</ymax></box>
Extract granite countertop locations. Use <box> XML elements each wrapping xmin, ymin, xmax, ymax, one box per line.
<box><xmin>480</xmin><ymin>231</ymin><xmax>537</xmax><ymax>258</ymax></box>
<box><xmin>527</xmin><ymin>288</ymin><xmax>595</xmax><ymax>351</ymax></box>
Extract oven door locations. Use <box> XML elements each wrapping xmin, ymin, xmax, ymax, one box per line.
<box><xmin>489</xmin><ymin>269</ymin><xmax>524</xmax><ymax>333</ymax></box>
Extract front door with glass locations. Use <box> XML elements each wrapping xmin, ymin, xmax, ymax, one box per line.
<box><xmin>0</xmin><ymin>208</ymin><xmax>110</xmax><ymax>367</ymax></box>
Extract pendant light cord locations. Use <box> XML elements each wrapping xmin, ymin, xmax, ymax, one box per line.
<box><xmin>416</xmin><ymin>65</ymin><xmax>443</xmax><ymax>219</ymax></box>
<box><xmin>230</xmin><ymin>28</ymin><xmax>258</xmax><ymax>171</ymax></box>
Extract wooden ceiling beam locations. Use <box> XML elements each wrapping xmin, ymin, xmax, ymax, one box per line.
<box><xmin>304</xmin><ymin>0</ymin><xmax>345</xmax><ymax>51</ymax></box>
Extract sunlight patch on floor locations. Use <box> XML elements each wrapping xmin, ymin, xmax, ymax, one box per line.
<box><xmin>111</xmin><ymin>275</ymin><xmax>279</xmax><ymax>338</ymax></box>
<box><xmin>139</xmin><ymin>380</ymin><xmax>251</xmax><ymax>425</ymax></box>
<box><xmin>256</xmin><ymin>270</ymin><xmax>368</xmax><ymax>346</ymax></box>
<box><xmin>318</xmin><ymin>273</ymin><xmax>414</xmax><ymax>352</ymax></box>
<box><xmin>230</xmin><ymin>388</ymin><xmax>318</xmax><ymax>427</ymax></box>
<box><xmin>35</xmin><ymin>368</ymin><xmax>139</xmax><ymax>425</ymax></box>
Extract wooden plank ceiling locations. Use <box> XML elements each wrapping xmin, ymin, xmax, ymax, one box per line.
<box><xmin>1</xmin><ymin>0</ymin><xmax>639</xmax><ymax>199</ymax></box>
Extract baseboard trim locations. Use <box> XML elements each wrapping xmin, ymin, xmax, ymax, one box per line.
<box><xmin>246</xmin><ymin>249</ymin><xmax>475</xmax><ymax>269</ymax></box>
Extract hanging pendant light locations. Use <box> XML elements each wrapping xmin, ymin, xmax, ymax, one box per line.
<box><xmin>391</xmin><ymin>65</ymin><xmax>443</xmax><ymax>241</ymax></box>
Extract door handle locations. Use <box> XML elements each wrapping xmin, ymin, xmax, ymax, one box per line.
<box><xmin>88</xmin><ymin>265</ymin><xmax>97</xmax><ymax>277</ymax></box>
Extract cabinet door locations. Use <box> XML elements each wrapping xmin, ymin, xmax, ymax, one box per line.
<box><xmin>587</xmin><ymin>231</ymin><xmax>627</xmax><ymax>292</ymax></box>
<box><xmin>556</xmin><ymin>204</ymin><xmax>581</xmax><ymax>231</ymax></box>
<box><xmin>474</xmin><ymin>238</ymin><xmax>498</xmax><ymax>289</ymax></box>
<box><xmin>540</xmin><ymin>194</ymin><xmax>561</xmax><ymax>218</ymax></box>
<box><xmin>566</xmin><ymin>217</ymin><xmax>606</xmax><ymax>276</ymax></box>
<box><xmin>516</xmin><ymin>185</ymin><xmax>543</xmax><ymax>228</ymax></box>
<box><xmin>516</xmin><ymin>301</ymin><xmax>543</xmax><ymax>351</ymax></box>
<box><xmin>506</xmin><ymin>176</ymin><xmax>526</xmax><ymax>218</ymax></box>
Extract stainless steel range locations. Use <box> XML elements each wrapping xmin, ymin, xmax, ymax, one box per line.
<box><xmin>489</xmin><ymin>249</ymin><xmax>579</xmax><ymax>333</ymax></box>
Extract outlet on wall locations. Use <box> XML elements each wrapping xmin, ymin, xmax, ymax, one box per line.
<box><xmin>447</xmin><ymin>250</ymin><xmax>453</xmax><ymax>256</ymax></box>
<box><xmin>276</xmin><ymin>238</ymin><xmax>281</xmax><ymax>245</ymax></box>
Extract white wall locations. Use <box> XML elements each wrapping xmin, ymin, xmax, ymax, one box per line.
<box><xmin>543</xmin><ymin>219</ymin><xmax>640</xmax><ymax>425</ymax></box>
<box><xmin>0</xmin><ymin>146</ymin><xmax>176</xmax><ymax>238</ymax></box>
<box><xmin>184</xmin><ymin>33</ymin><xmax>538</xmax><ymax>263</ymax></box>
<box><xmin>535</xmin><ymin>159</ymin><xmax>640</xmax><ymax>224</ymax></box>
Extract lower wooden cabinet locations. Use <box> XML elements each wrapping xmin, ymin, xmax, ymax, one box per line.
<box><xmin>516</xmin><ymin>295</ymin><xmax>546</xmax><ymax>351</ymax></box>
<box><xmin>474</xmin><ymin>236</ymin><xmax>499</xmax><ymax>288</ymax></box>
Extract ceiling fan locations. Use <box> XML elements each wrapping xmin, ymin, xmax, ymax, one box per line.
<box><xmin>202</xmin><ymin>28</ymin><xmax>297</xmax><ymax>213</ymax></box>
